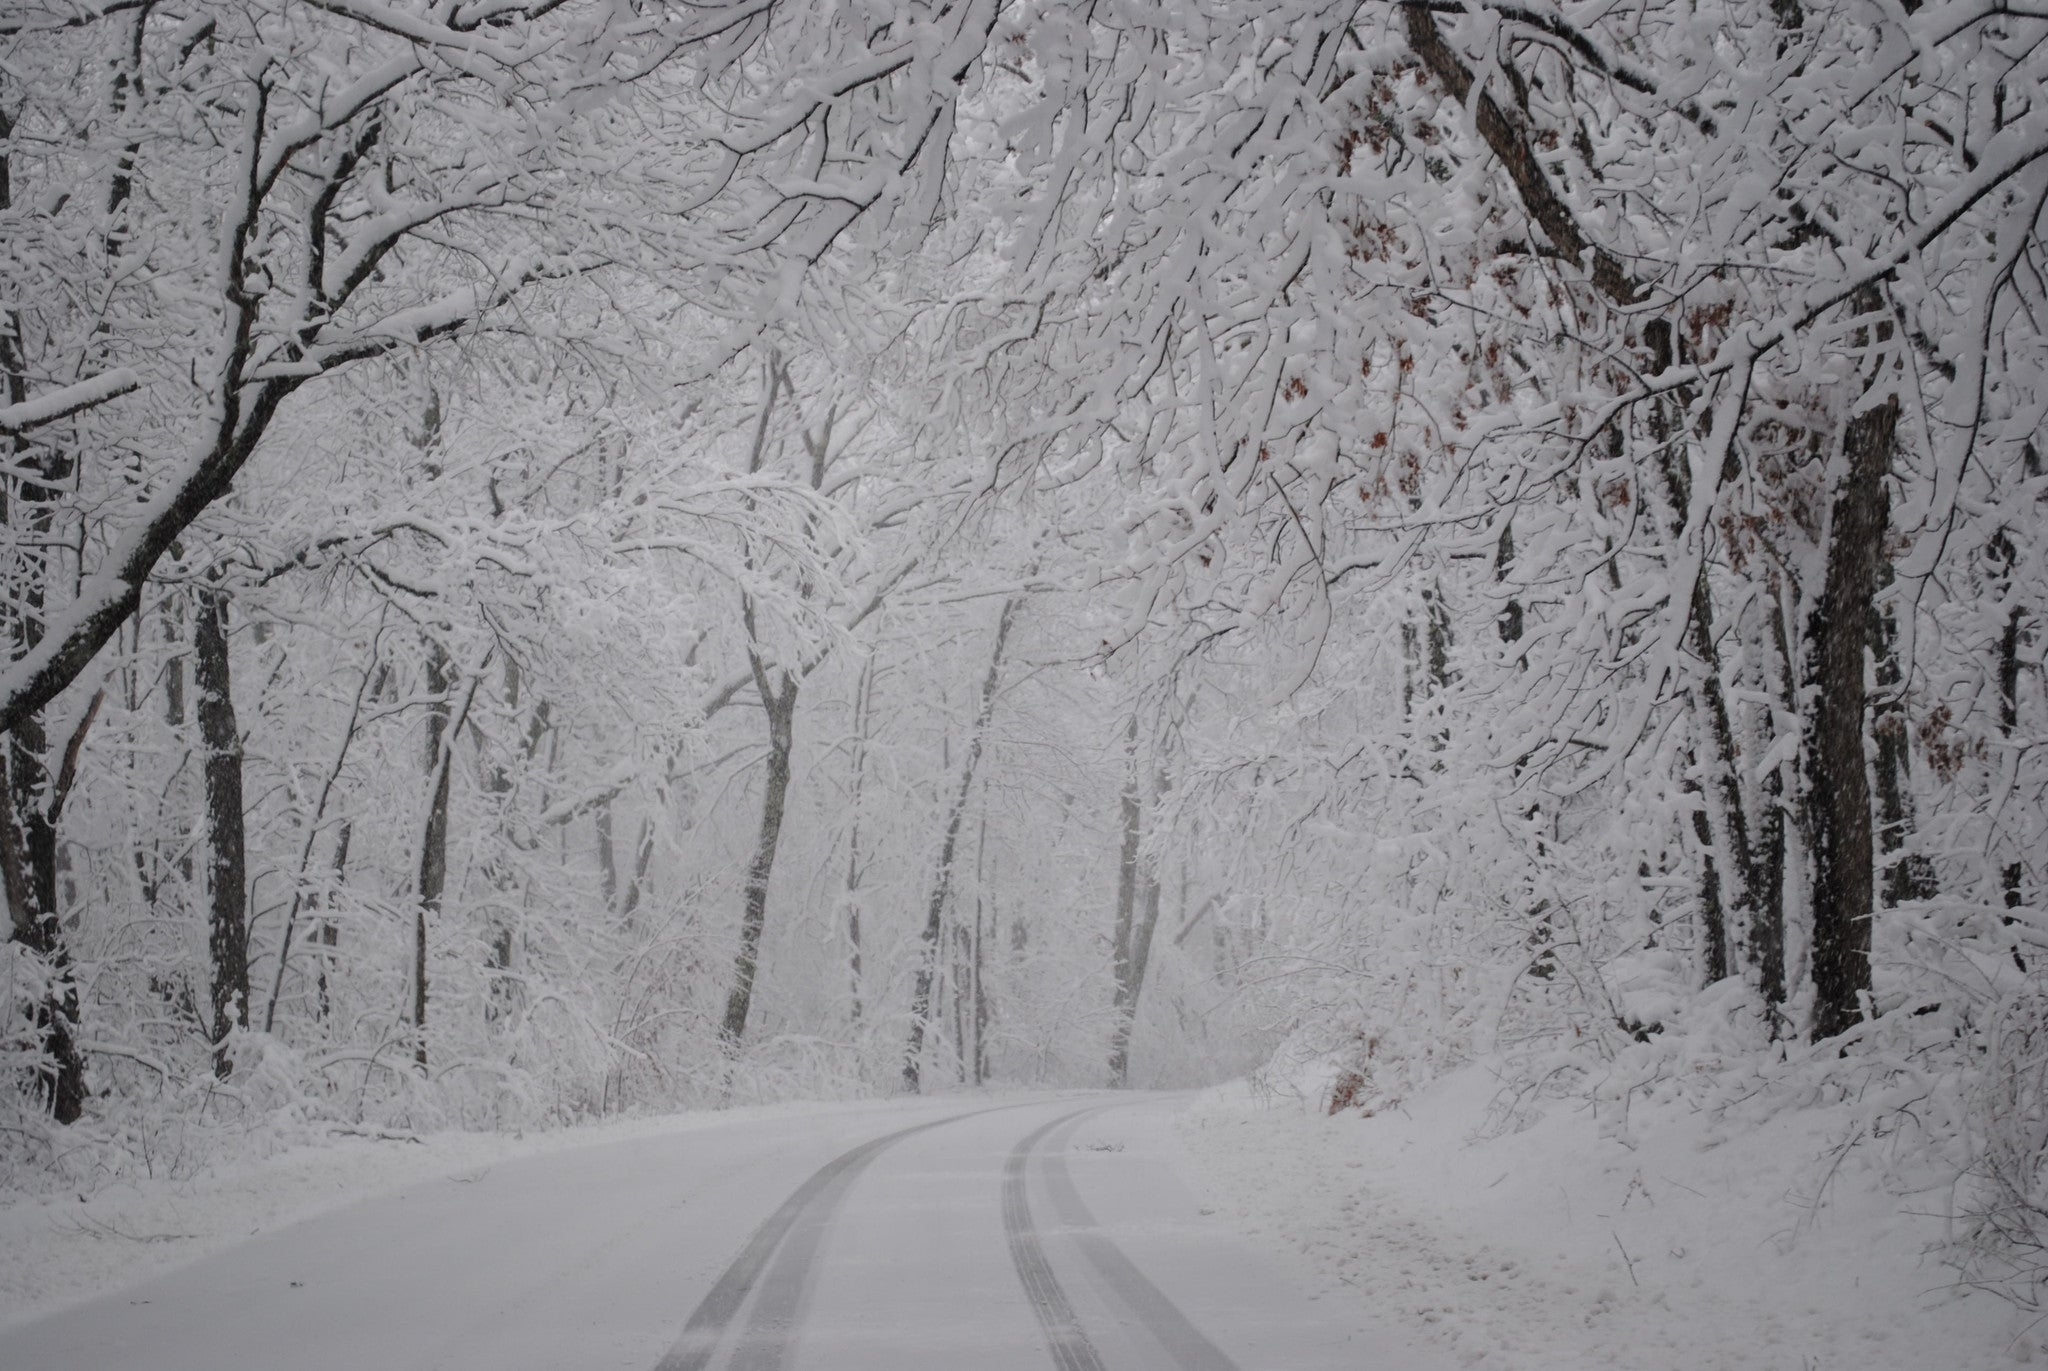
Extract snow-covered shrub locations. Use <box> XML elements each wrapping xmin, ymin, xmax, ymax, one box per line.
<box><xmin>1956</xmin><ymin>985</ymin><xmax>2048</xmax><ymax>1307</ymax></box>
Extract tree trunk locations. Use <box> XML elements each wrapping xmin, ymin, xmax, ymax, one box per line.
<box><xmin>1871</xmin><ymin>561</ymin><xmax>1935</xmax><ymax>906</ymax></box>
<box><xmin>1807</xmin><ymin>394</ymin><xmax>1896</xmax><ymax>1041</ymax></box>
<box><xmin>1109</xmin><ymin>855</ymin><xmax>1164</xmax><ymax>1087</ymax></box>
<box><xmin>194</xmin><ymin>585</ymin><xmax>247</xmax><ymax>1077</ymax></box>
<box><xmin>950</xmin><ymin>921</ymin><xmax>970</xmax><ymax>1083</ymax></box>
<box><xmin>721</xmin><ymin>666</ymin><xmax>796</xmax><ymax>1048</ymax></box>
<box><xmin>0</xmin><ymin>312</ymin><xmax>87</xmax><ymax>1118</ymax></box>
<box><xmin>1</xmin><ymin>740</ymin><xmax>85</xmax><ymax>1123</ymax></box>
<box><xmin>596</xmin><ymin>799</ymin><xmax>618</xmax><ymax>912</ymax></box>
<box><xmin>1752</xmin><ymin>585</ymin><xmax>1797</xmax><ymax>1027</ymax></box>
<box><xmin>1684</xmin><ymin>567</ymin><xmax>1758</xmax><ymax>986</ymax></box>
<box><xmin>264</xmin><ymin>655</ymin><xmax>379</xmax><ymax>1033</ymax></box>
<box><xmin>971</xmin><ymin>811</ymin><xmax>992</xmax><ymax>1085</ymax></box>
<box><xmin>905</xmin><ymin>597</ymin><xmax>1018</xmax><ymax>1091</ymax></box>
<box><xmin>1993</xmin><ymin>509</ymin><xmax>2030</xmax><ymax>964</ymax></box>
<box><xmin>844</xmin><ymin>654</ymin><xmax>876</xmax><ymax>1029</ymax></box>
<box><xmin>316</xmin><ymin>820</ymin><xmax>350</xmax><ymax>1023</ymax></box>
<box><xmin>973</xmin><ymin>890</ymin><xmax>990</xmax><ymax>1085</ymax></box>
<box><xmin>414</xmin><ymin>645</ymin><xmax>482</xmax><ymax>1071</ymax></box>
<box><xmin>1685</xmin><ymin>776</ymin><xmax>1731</xmax><ymax>985</ymax></box>
<box><xmin>619</xmin><ymin>818</ymin><xmax>655</xmax><ymax>924</ymax></box>
<box><xmin>1496</xmin><ymin>520</ymin><xmax>1524</xmax><ymax>648</ymax></box>
<box><xmin>1106</xmin><ymin>715</ymin><xmax>1145</xmax><ymax>1085</ymax></box>
<box><xmin>1640</xmin><ymin>315</ymin><xmax>1757</xmax><ymax>991</ymax></box>
<box><xmin>2000</xmin><ymin>586</ymin><xmax>2025</xmax><ymax>921</ymax></box>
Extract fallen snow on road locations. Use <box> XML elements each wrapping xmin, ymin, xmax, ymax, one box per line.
<box><xmin>0</xmin><ymin>1095</ymin><xmax>975</xmax><ymax>1332</ymax></box>
<box><xmin>1175</xmin><ymin>1067</ymin><xmax>2022</xmax><ymax>1371</ymax></box>
<box><xmin>7</xmin><ymin>1080</ymin><xmax>2023</xmax><ymax>1369</ymax></box>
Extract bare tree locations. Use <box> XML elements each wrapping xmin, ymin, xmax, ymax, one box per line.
<box><xmin>904</xmin><ymin>597</ymin><xmax>1019</xmax><ymax>1092</ymax></box>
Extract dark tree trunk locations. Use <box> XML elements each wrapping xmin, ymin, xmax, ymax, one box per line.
<box><xmin>595</xmin><ymin>799</ymin><xmax>617</xmax><ymax>912</ymax></box>
<box><xmin>1993</xmin><ymin>514</ymin><xmax>2030</xmax><ymax>963</ymax></box>
<box><xmin>163</xmin><ymin>593</ymin><xmax>186</xmax><ymax>732</ymax></box>
<box><xmin>972</xmin><ymin>893</ymin><xmax>990</xmax><ymax>1085</ymax></box>
<box><xmin>2000</xmin><ymin>589</ymin><xmax>2025</xmax><ymax>919</ymax></box>
<box><xmin>1871</xmin><ymin>562</ymin><xmax>1935</xmax><ymax>906</ymax></box>
<box><xmin>950</xmin><ymin>922</ymin><xmax>970</xmax><ymax>1083</ymax></box>
<box><xmin>1807</xmin><ymin>395</ymin><xmax>1896</xmax><ymax>1041</ymax></box>
<box><xmin>194</xmin><ymin>585</ymin><xmax>247</xmax><ymax>1077</ymax></box>
<box><xmin>843</xmin><ymin>655</ymin><xmax>876</xmax><ymax>1029</ymax></box>
<box><xmin>619</xmin><ymin>818</ymin><xmax>655</xmax><ymax>924</ymax></box>
<box><xmin>1752</xmin><ymin>587</ymin><xmax>1796</xmax><ymax>1026</ymax></box>
<box><xmin>263</xmin><ymin>657</ymin><xmax>379</xmax><ymax>1034</ymax></box>
<box><xmin>1639</xmin><ymin>315</ymin><xmax>1757</xmax><ymax>991</ymax></box>
<box><xmin>1686</xmin><ymin>781</ymin><xmax>1731</xmax><ymax>984</ymax></box>
<box><xmin>0</xmin><ymin>295</ymin><xmax>88</xmax><ymax>1119</ymax></box>
<box><xmin>970</xmin><ymin>812</ymin><xmax>992</xmax><ymax>1085</ymax></box>
<box><xmin>905</xmin><ymin>598</ymin><xmax>1017</xmax><ymax>1091</ymax></box>
<box><xmin>722</xmin><ymin>667</ymin><xmax>796</xmax><ymax>1048</ymax></box>
<box><xmin>1686</xmin><ymin>566</ymin><xmax>1758</xmax><ymax>984</ymax></box>
<box><xmin>1110</xmin><ymin>856</ymin><xmax>1163</xmax><ymax>1088</ymax></box>
<box><xmin>1</xmin><ymin>741</ymin><xmax>85</xmax><ymax>1123</ymax></box>
<box><xmin>1496</xmin><ymin>521</ymin><xmax>1524</xmax><ymax>648</ymax></box>
<box><xmin>414</xmin><ymin>646</ymin><xmax>457</xmax><ymax>1071</ymax></box>
<box><xmin>1107</xmin><ymin>716</ymin><xmax>1145</xmax><ymax>1086</ymax></box>
<box><xmin>316</xmin><ymin>820</ymin><xmax>350</xmax><ymax>1022</ymax></box>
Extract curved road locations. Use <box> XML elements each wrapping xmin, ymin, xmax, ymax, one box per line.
<box><xmin>0</xmin><ymin>1094</ymin><xmax>1441</xmax><ymax>1371</ymax></box>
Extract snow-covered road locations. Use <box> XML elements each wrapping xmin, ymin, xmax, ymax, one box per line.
<box><xmin>0</xmin><ymin>1094</ymin><xmax>1440</xmax><ymax>1371</ymax></box>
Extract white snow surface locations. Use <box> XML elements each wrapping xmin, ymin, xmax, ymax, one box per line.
<box><xmin>0</xmin><ymin>1090</ymin><xmax>1445</xmax><ymax>1371</ymax></box>
<box><xmin>1174</xmin><ymin>1066</ymin><xmax>2025</xmax><ymax>1370</ymax></box>
<box><xmin>0</xmin><ymin>1080</ymin><xmax>2024</xmax><ymax>1369</ymax></box>
<box><xmin>0</xmin><ymin>1094</ymin><xmax>969</xmax><ymax>1332</ymax></box>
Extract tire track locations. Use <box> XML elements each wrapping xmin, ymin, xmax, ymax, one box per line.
<box><xmin>1039</xmin><ymin>1113</ymin><xmax>1243</xmax><ymax>1371</ymax></box>
<box><xmin>655</xmin><ymin>1102</ymin><xmax>1031</xmax><ymax>1371</ymax></box>
<box><xmin>1002</xmin><ymin>1110</ymin><xmax>1111</xmax><ymax>1371</ymax></box>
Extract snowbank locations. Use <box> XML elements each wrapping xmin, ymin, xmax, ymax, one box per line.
<box><xmin>1175</xmin><ymin>1066</ymin><xmax>2024</xmax><ymax>1370</ymax></box>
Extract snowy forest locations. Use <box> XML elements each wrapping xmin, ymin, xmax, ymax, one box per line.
<box><xmin>4</xmin><ymin>0</ymin><xmax>2046</xmax><ymax>1322</ymax></box>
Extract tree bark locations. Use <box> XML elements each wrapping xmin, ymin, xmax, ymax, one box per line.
<box><xmin>1109</xmin><ymin>843</ymin><xmax>1164</xmax><ymax>1086</ymax></box>
<box><xmin>1999</xmin><ymin>584</ymin><xmax>2025</xmax><ymax>918</ymax></box>
<box><xmin>1871</xmin><ymin>561</ymin><xmax>1935</xmax><ymax>906</ymax></box>
<box><xmin>1107</xmin><ymin>715</ymin><xmax>1145</xmax><ymax>1086</ymax></box>
<box><xmin>0</xmin><ymin>290</ymin><xmax>87</xmax><ymax>1120</ymax></box>
<box><xmin>1808</xmin><ymin>394</ymin><xmax>1896</xmax><ymax>1040</ymax></box>
<box><xmin>1684</xmin><ymin>568</ymin><xmax>1757</xmax><ymax>985</ymax></box>
<box><xmin>596</xmin><ymin>799</ymin><xmax>618</xmax><ymax>913</ymax></box>
<box><xmin>266</xmin><ymin>655</ymin><xmax>380</xmax><ymax>1033</ymax></box>
<box><xmin>414</xmin><ymin>646</ymin><xmax>483</xmax><ymax>1070</ymax></box>
<box><xmin>1685</xmin><ymin>778</ymin><xmax>1731</xmax><ymax>985</ymax></box>
<box><xmin>843</xmin><ymin>654</ymin><xmax>876</xmax><ymax>1029</ymax></box>
<box><xmin>904</xmin><ymin>597</ymin><xmax>1018</xmax><ymax>1091</ymax></box>
<box><xmin>316</xmin><ymin>821</ymin><xmax>351</xmax><ymax>1023</ymax></box>
<box><xmin>619</xmin><ymin>818</ymin><xmax>655</xmax><ymax>924</ymax></box>
<box><xmin>1752</xmin><ymin>586</ymin><xmax>1797</xmax><ymax>1026</ymax></box>
<box><xmin>971</xmin><ymin>811</ymin><xmax>992</xmax><ymax>1085</ymax></box>
<box><xmin>1644</xmin><ymin>317</ymin><xmax>1757</xmax><ymax>988</ymax></box>
<box><xmin>1496</xmin><ymin>520</ymin><xmax>1524</xmax><ymax>648</ymax></box>
<box><xmin>721</xmin><ymin>664</ymin><xmax>796</xmax><ymax>1048</ymax></box>
<box><xmin>193</xmin><ymin>585</ymin><xmax>247</xmax><ymax>1077</ymax></box>
<box><xmin>1</xmin><ymin>742</ymin><xmax>85</xmax><ymax>1123</ymax></box>
<box><xmin>1993</xmin><ymin>509</ymin><xmax>2030</xmax><ymax>963</ymax></box>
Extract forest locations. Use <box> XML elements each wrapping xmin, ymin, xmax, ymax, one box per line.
<box><xmin>3</xmin><ymin>0</ymin><xmax>2045</xmax><ymax>1315</ymax></box>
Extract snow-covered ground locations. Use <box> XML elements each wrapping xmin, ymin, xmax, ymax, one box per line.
<box><xmin>0</xmin><ymin>1079</ymin><xmax>2024</xmax><ymax>1369</ymax></box>
<box><xmin>1175</xmin><ymin>1066</ymin><xmax>2025</xmax><ymax>1370</ymax></box>
<box><xmin>0</xmin><ymin>1090</ymin><xmax>1440</xmax><ymax>1371</ymax></box>
<box><xmin>0</xmin><ymin>1094</ymin><xmax>986</xmax><ymax>1333</ymax></box>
